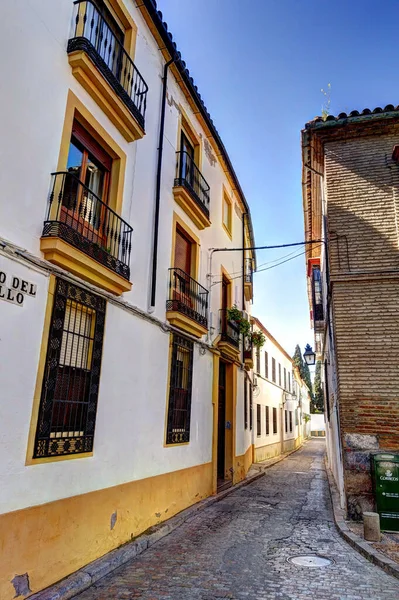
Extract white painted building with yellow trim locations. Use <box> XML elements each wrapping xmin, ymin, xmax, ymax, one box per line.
<box><xmin>251</xmin><ymin>318</ymin><xmax>308</xmax><ymax>463</ymax></box>
<box><xmin>0</xmin><ymin>1</ymin><xmax>256</xmax><ymax>597</ymax></box>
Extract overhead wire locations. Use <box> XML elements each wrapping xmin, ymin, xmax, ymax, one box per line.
<box><xmin>210</xmin><ymin>243</ymin><xmax>323</xmax><ymax>286</ymax></box>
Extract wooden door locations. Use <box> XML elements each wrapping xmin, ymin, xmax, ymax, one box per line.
<box><xmin>217</xmin><ymin>361</ymin><xmax>226</xmax><ymax>480</ymax></box>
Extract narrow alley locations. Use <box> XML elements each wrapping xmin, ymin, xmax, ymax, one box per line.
<box><xmin>74</xmin><ymin>440</ymin><xmax>399</xmax><ymax>600</ymax></box>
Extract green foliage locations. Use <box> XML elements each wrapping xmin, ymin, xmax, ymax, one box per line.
<box><xmin>251</xmin><ymin>331</ymin><xmax>266</xmax><ymax>348</ymax></box>
<box><xmin>321</xmin><ymin>83</ymin><xmax>332</xmax><ymax>121</ymax></box>
<box><xmin>293</xmin><ymin>344</ymin><xmax>303</xmax><ymax>371</ymax></box>
<box><xmin>226</xmin><ymin>305</ymin><xmax>251</xmax><ymax>336</ymax></box>
<box><xmin>303</xmin><ymin>414</ymin><xmax>311</xmax><ymax>423</ymax></box>
<box><xmin>292</xmin><ymin>343</ymin><xmax>314</xmax><ymax>404</ymax></box>
<box><xmin>312</xmin><ymin>360</ymin><xmax>324</xmax><ymax>413</ymax></box>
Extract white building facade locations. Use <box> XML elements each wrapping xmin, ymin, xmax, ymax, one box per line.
<box><xmin>250</xmin><ymin>318</ymin><xmax>305</xmax><ymax>463</ymax></box>
<box><xmin>0</xmin><ymin>1</ymin><xmax>256</xmax><ymax>597</ymax></box>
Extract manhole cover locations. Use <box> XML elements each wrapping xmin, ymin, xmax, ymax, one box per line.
<box><xmin>288</xmin><ymin>555</ymin><xmax>332</xmax><ymax>567</ymax></box>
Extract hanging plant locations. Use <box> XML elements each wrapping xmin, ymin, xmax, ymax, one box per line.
<box><xmin>251</xmin><ymin>331</ymin><xmax>266</xmax><ymax>348</ymax></box>
<box><xmin>226</xmin><ymin>305</ymin><xmax>251</xmax><ymax>336</ymax></box>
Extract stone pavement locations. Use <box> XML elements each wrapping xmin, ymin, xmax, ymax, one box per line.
<box><xmin>75</xmin><ymin>440</ymin><xmax>399</xmax><ymax>599</ymax></box>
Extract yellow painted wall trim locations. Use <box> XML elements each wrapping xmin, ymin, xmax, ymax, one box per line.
<box><xmin>105</xmin><ymin>0</ymin><xmax>138</xmax><ymax>59</ymax></box>
<box><xmin>0</xmin><ymin>462</ymin><xmax>213</xmax><ymax>600</ymax></box>
<box><xmin>40</xmin><ymin>237</ymin><xmax>132</xmax><ymax>296</ymax></box>
<box><xmin>217</xmin><ymin>341</ymin><xmax>240</xmax><ymax>363</ymax></box>
<box><xmin>222</xmin><ymin>185</ymin><xmax>233</xmax><ymax>240</ymax></box>
<box><xmin>172</xmin><ymin>186</ymin><xmax>211</xmax><ymax>230</ymax></box>
<box><xmin>234</xmin><ymin>444</ymin><xmax>253</xmax><ymax>483</ymax></box>
<box><xmin>211</xmin><ymin>353</ymin><xmax>220</xmax><ymax>494</ymax></box>
<box><xmin>166</xmin><ymin>311</ymin><xmax>207</xmax><ymax>338</ymax></box>
<box><xmin>244</xmin><ymin>281</ymin><xmax>253</xmax><ymax>302</ymax></box>
<box><xmin>57</xmin><ymin>90</ymin><xmax>127</xmax><ymax>216</ymax></box>
<box><xmin>68</xmin><ymin>52</ymin><xmax>145</xmax><ymax>142</ymax></box>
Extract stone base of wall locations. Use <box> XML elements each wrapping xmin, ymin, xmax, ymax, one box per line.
<box><xmin>254</xmin><ymin>441</ymin><xmax>281</xmax><ymax>463</ymax></box>
<box><xmin>254</xmin><ymin>437</ymin><xmax>303</xmax><ymax>463</ymax></box>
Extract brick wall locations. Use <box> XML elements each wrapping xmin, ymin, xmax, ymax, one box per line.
<box><xmin>325</xmin><ymin>130</ymin><xmax>399</xmax><ymax>518</ymax></box>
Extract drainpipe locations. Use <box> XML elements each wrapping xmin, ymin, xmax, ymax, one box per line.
<box><xmin>149</xmin><ymin>55</ymin><xmax>176</xmax><ymax>312</ymax></box>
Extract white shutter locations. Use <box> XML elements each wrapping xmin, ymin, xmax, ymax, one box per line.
<box><xmin>59</xmin><ymin>301</ymin><xmax>93</xmax><ymax>370</ymax></box>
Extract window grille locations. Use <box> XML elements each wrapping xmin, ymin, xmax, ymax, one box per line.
<box><xmin>285</xmin><ymin>409</ymin><xmax>288</xmax><ymax>433</ymax></box>
<box><xmin>272</xmin><ymin>357</ymin><xmax>276</xmax><ymax>382</ymax></box>
<box><xmin>256</xmin><ymin>346</ymin><xmax>261</xmax><ymax>374</ymax></box>
<box><xmin>34</xmin><ymin>278</ymin><xmax>106</xmax><ymax>458</ymax></box>
<box><xmin>265</xmin><ymin>405</ymin><xmax>270</xmax><ymax>435</ymax></box>
<box><xmin>244</xmin><ymin>377</ymin><xmax>248</xmax><ymax>429</ymax></box>
<box><xmin>166</xmin><ymin>333</ymin><xmax>194</xmax><ymax>444</ymax></box>
<box><xmin>278</xmin><ymin>363</ymin><xmax>281</xmax><ymax>386</ymax></box>
<box><xmin>265</xmin><ymin>351</ymin><xmax>269</xmax><ymax>379</ymax></box>
<box><xmin>256</xmin><ymin>404</ymin><xmax>261</xmax><ymax>436</ymax></box>
<box><xmin>249</xmin><ymin>382</ymin><xmax>253</xmax><ymax>430</ymax></box>
<box><xmin>289</xmin><ymin>411</ymin><xmax>293</xmax><ymax>432</ymax></box>
<box><xmin>288</xmin><ymin>371</ymin><xmax>291</xmax><ymax>392</ymax></box>
<box><xmin>273</xmin><ymin>407</ymin><xmax>278</xmax><ymax>434</ymax></box>
<box><xmin>284</xmin><ymin>367</ymin><xmax>287</xmax><ymax>390</ymax></box>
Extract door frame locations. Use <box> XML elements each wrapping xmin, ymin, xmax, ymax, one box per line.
<box><xmin>212</xmin><ymin>354</ymin><xmax>237</xmax><ymax>492</ymax></box>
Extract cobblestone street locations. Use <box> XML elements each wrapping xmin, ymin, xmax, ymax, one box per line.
<box><xmin>75</xmin><ymin>440</ymin><xmax>399</xmax><ymax>600</ymax></box>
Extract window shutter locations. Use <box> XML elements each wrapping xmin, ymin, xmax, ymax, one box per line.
<box><xmin>174</xmin><ymin>228</ymin><xmax>192</xmax><ymax>274</ymax></box>
<box><xmin>72</xmin><ymin>121</ymin><xmax>112</xmax><ymax>170</ymax></box>
<box><xmin>60</xmin><ymin>301</ymin><xmax>93</xmax><ymax>370</ymax></box>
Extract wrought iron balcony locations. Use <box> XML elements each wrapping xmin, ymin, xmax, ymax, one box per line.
<box><xmin>166</xmin><ymin>268</ymin><xmax>209</xmax><ymax>329</ymax></box>
<box><xmin>243</xmin><ymin>335</ymin><xmax>253</xmax><ymax>361</ymax></box>
<box><xmin>68</xmin><ymin>0</ymin><xmax>148</xmax><ymax>129</ymax></box>
<box><xmin>42</xmin><ymin>171</ymin><xmax>133</xmax><ymax>280</ymax></box>
<box><xmin>174</xmin><ymin>151</ymin><xmax>210</xmax><ymax>218</ymax></box>
<box><xmin>244</xmin><ymin>257</ymin><xmax>253</xmax><ymax>284</ymax></box>
<box><xmin>219</xmin><ymin>309</ymin><xmax>240</xmax><ymax>348</ymax></box>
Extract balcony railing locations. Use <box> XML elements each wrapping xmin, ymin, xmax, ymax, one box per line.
<box><xmin>166</xmin><ymin>268</ymin><xmax>209</xmax><ymax>328</ymax></box>
<box><xmin>174</xmin><ymin>151</ymin><xmax>210</xmax><ymax>218</ymax></box>
<box><xmin>68</xmin><ymin>0</ymin><xmax>148</xmax><ymax>128</ymax></box>
<box><xmin>314</xmin><ymin>303</ymin><xmax>324</xmax><ymax>322</ymax></box>
<box><xmin>244</xmin><ymin>257</ymin><xmax>253</xmax><ymax>284</ymax></box>
<box><xmin>243</xmin><ymin>335</ymin><xmax>253</xmax><ymax>361</ymax></box>
<box><xmin>42</xmin><ymin>171</ymin><xmax>133</xmax><ymax>280</ymax></box>
<box><xmin>219</xmin><ymin>309</ymin><xmax>240</xmax><ymax>348</ymax></box>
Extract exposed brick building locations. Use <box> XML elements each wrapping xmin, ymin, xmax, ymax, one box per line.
<box><xmin>302</xmin><ymin>106</ymin><xmax>399</xmax><ymax>519</ymax></box>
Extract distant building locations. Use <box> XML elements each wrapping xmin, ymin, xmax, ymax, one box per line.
<box><xmin>302</xmin><ymin>106</ymin><xmax>399</xmax><ymax>517</ymax></box>
<box><xmin>250</xmin><ymin>318</ymin><xmax>309</xmax><ymax>463</ymax></box>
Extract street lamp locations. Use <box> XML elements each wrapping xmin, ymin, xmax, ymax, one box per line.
<box><xmin>303</xmin><ymin>344</ymin><xmax>316</xmax><ymax>366</ymax></box>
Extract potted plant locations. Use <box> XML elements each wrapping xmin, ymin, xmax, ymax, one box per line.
<box><xmin>226</xmin><ymin>305</ymin><xmax>251</xmax><ymax>336</ymax></box>
<box><xmin>251</xmin><ymin>330</ymin><xmax>266</xmax><ymax>348</ymax></box>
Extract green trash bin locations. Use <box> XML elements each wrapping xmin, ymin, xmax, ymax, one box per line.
<box><xmin>371</xmin><ymin>453</ymin><xmax>399</xmax><ymax>532</ymax></box>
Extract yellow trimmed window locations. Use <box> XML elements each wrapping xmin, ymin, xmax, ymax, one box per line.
<box><xmin>67</xmin><ymin>0</ymin><xmax>147</xmax><ymax>142</ymax></box>
<box><xmin>223</xmin><ymin>193</ymin><xmax>232</xmax><ymax>237</ymax></box>
<box><xmin>33</xmin><ymin>278</ymin><xmax>106</xmax><ymax>459</ymax></box>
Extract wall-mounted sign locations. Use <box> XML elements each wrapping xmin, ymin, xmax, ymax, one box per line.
<box><xmin>0</xmin><ymin>271</ymin><xmax>37</xmax><ymax>307</ymax></box>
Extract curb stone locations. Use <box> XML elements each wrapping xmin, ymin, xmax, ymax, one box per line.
<box><xmin>325</xmin><ymin>458</ymin><xmax>399</xmax><ymax>581</ymax></box>
<box><xmin>28</xmin><ymin>470</ymin><xmax>265</xmax><ymax>600</ymax></box>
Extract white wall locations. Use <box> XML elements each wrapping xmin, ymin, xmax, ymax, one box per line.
<box><xmin>0</xmin><ymin>0</ymin><xmax>253</xmax><ymax>515</ymax></box>
<box><xmin>311</xmin><ymin>413</ymin><xmax>325</xmax><ymax>432</ymax></box>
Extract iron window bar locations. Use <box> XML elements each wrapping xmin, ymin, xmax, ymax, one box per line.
<box><xmin>174</xmin><ymin>151</ymin><xmax>210</xmax><ymax>217</ymax></box>
<box><xmin>244</xmin><ymin>257</ymin><xmax>253</xmax><ymax>284</ymax></box>
<box><xmin>68</xmin><ymin>0</ymin><xmax>148</xmax><ymax>128</ymax></box>
<box><xmin>166</xmin><ymin>333</ymin><xmax>194</xmax><ymax>444</ymax></box>
<box><xmin>34</xmin><ymin>278</ymin><xmax>106</xmax><ymax>458</ymax></box>
<box><xmin>219</xmin><ymin>309</ymin><xmax>240</xmax><ymax>348</ymax></box>
<box><xmin>42</xmin><ymin>171</ymin><xmax>133</xmax><ymax>280</ymax></box>
<box><xmin>166</xmin><ymin>268</ymin><xmax>209</xmax><ymax>328</ymax></box>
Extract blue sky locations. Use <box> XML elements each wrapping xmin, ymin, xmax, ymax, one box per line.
<box><xmin>157</xmin><ymin>0</ymin><xmax>399</xmax><ymax>356</ymax></box>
